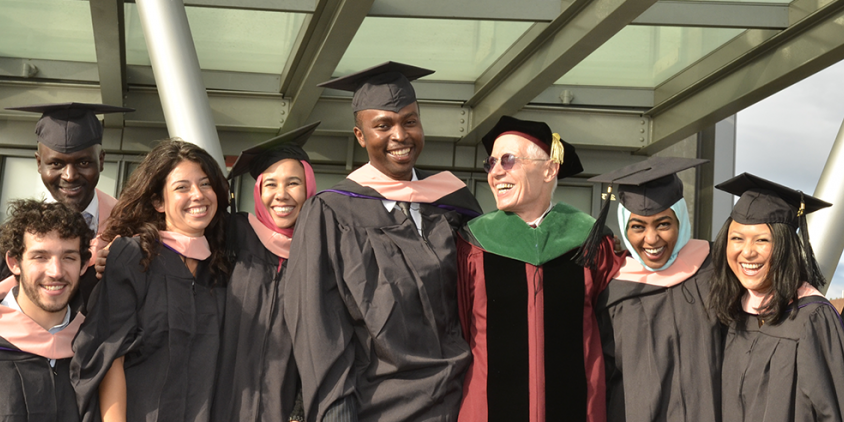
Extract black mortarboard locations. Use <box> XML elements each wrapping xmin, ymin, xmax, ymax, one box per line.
<box><xmin>317</xmin><ymin>61</ymin><xmax>434</xmax><ymax>113</ymax></box>
<box><xmin>589</xmin><ymin>156</ymin><xmax>708</xmax><ymax>216</ymax></box>
<box><xmin>228</xmin><ymin>121</ymin><xmax>319</xmax><ymax>180</ymax></box>
<box><xmin>716</xmin><ymin>172</ymin><xmax>832</xmax><ymax>288</ymax></box>
<box><xmin>574</xmin><ymin>156</ymin><xmax>707</xmax><ymax>269</ymax></box>
<box><xmin>715</xmin><ymin>172</ymin><xmax>831</xmax><ymax>226</ymax></box>
<box><xmin>481</xmin><ymin>115</ymin><xmax>583</xmax><ymax>179</ymax></box>
<box><xmin>6</xmin><ymin>102</ymin><xmax>134</xmax><ymax>153</ymax></box>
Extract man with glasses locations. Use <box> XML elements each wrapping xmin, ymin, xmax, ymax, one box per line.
<box><xmin>283</xmin><ymin>62</ymin><xmax>482</xmax><ymax>422</ymax></box>
<box><xmin>455</xmin><ymin>116</ymin><xmax>624</xmax><ymax>422</ymax></box>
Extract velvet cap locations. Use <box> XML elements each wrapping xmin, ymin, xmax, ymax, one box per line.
<box><xmin>481</xmin><ymin>115</ymin><xmax>583</xmax><ymax>179</ymax></box>
<box><xmin>317</xmin><ymin>61</ymin><xmax>434</xmax><ymax>113</ymax></box>
<box><xmin>6</xmin><ymin>102</ymin><xmax>134</xmax><ymax>153</ymax></box>
<box><xmin>715</xmin><ymin>172</ymin><xmax>830</xmax><ymax>227</ymax></box>
<box><xmin>589</xmin><ymin>156</ymin><xmax>708</xmax><ymax>216</ymax></box>
<box><xmin>228</xmin><ymin>121</ymin><xmax>319</xmax><ymax>180</ymax></box>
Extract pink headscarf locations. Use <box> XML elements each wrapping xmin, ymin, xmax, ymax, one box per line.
<box><xmin>249</xmin><ymin>159</ymin><xmax>316</xmax><ymax>265</ymax></box>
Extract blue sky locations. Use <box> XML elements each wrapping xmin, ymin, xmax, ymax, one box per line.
<box><xmin>735</xmin><ymin>60</ymin><xmax>844</xmax><ymax>298</ymax></box>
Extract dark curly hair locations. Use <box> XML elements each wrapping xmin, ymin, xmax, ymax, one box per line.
<box><xmin>0</xmin><ymin>199</ymin><xmax>94</xmax><ymax>274</ymax></box>
<box><xmin>102</xmin><ymin>139</ymin><xmax>230</xmax><ymax>279</ymax></box>
<box><xmin>709</xmin><ymin>217</ymin><xmax>815</xmax><ymax>325</ymax></box>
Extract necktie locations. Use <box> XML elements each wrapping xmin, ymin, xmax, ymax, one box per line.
<box><xmin>397</xmin><ymin>201</ymin><xmax>412</xmax><ymax>219</ymax></box>
<box><xmin>82</xmin><ymin>211</ymin><xmax>95</xmax><ymax>230</ymax></box>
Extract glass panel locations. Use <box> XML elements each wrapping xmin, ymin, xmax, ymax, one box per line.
<box><xmin>557</xmin><ymin>26</ymin><xmax>745</xmax><ymax>88</ymax></box>
<box><xmin>125</xmin><ymin>4</ymin><xmax>307</xmax><ymax>74</ymax></box>
<box><xmin>0</xmin><ymin>0</ymin><xmax>96</xmax><ymax>63</ymax></box>
<box><xmin>337</xmin><ymin>17</ymin><xmax>534</xmax><ymax>82</ymax></box>
<box><xmin>0</xmin><ymin>157</ymin><xmax>51</xmax><ymax>222</ymax></box>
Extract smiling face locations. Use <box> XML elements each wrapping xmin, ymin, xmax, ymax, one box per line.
<box><xmin>154</xmin><ymin>160</ymin><xmax>218</xmax><ymax>237</ymax></box>
<box><xmin>353</xmin><ymin>102</ymin><xmax>424</xmax><ymax>181</ymax></box>
<box><xmin>6</xmin><ymin>231</ymin><xmax>84</xmax><ymax>328</ymax></box>
<box><xmin>626</xmin><ymin>208</ymin><xmax>680</xmax><ymax>268</ymax></box>
<box><xmin>726</xmin><ymin>221</ymin><xmax>774</xmax><ymax>294</ymax></box>
<box><xmin>36</xmin><ymin>144</ymin><xmax>105</xmax><ymax>212</ymax></box>
<box><xmin>487</xmin><ymin>134</ymin><xmax>557</xmax><ymax>222</ymax></box>
<box><xmin>261</xmin><ymin>159</ymin><xmax>307</xmax><ymax>230</ymax></box>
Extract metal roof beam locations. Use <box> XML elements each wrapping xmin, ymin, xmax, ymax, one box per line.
<box><xmin>90</xmin><ymin>0</ymin><xmax>127</xmax><ymax>127</ymax></box>
<box><xmin>643</xmin><ymin>0</ymin><xmax>844</xmax><ymax>154</ymax></box>
<box><xmin>278</xmin><ymin>0</ymin><xmax>374</xmax><ymax>133</ymax></box>
<box><xmin>460</xmin><ymin>0</ymin><xmax>660</xmax><ymax>145</ymax></box>
<box><xmin>632</xmin><ymin>1</ymin><xmax>789</xmax><ymax>29</ymax></box>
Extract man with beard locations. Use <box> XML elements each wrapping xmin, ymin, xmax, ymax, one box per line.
<box><xmin>2</xmin><ymin>103</ymin><xmax>132</xmax><ymax>305</ymax></box>
<box><xmin>284</xmin><ymin>62</ymin><xmax>483</xmax><ymax>421</ymax></box>
<box><xmin>0</xmin><ymin>199</ymin><xmax>93</xmax><ymax>421</ymax></box>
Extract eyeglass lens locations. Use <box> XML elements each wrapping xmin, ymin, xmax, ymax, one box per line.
<box><xmin>483</xmin><ymin>153</ymin><xmax>517</xmax><ymax>173</ymax></box>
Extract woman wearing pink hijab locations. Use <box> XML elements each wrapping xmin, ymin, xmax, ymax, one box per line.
<box><xmin>212</xmin><ymin>122</ymin><xmax>320</xmax><ymax>422</ymax></box>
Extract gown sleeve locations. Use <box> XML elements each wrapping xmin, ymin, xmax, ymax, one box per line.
<box><xmin>796</xmin><ymin>302</ymin><xmax>844</xmax><ymax>421</ymax></box>
<box><xmin>283</xmin><ymin>197</ymin><xmax>358</xmax><ymax>422</ymax></box>
<box><xmin>70</xmin><ymin>237</ymin><xmax>147</xmax><ymax>422</ymax></box>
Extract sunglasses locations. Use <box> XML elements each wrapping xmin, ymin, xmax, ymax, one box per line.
<box><xmin>483</xmin><ymin>153</ymin><xmax>548</xmax><ymax>173</ymax></box>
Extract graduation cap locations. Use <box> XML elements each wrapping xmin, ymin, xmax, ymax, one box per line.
<box><xmin>574</xmin><ymin>156</ymin><xmax>707</xmax><ymax>268</ymax></box>
<box><xmin>481</xmin><ymin>115</ymin><xmax>583</xmax><ymax>179</ymax></box>
<box><xmin>317</xmin><ymin>61</ymin><xmax>434</xmax><ymax>113</ymax></box>
<box><xmin>6</xmin><ymin>102</ymin><xmax>134</xmax><ymax>154</ymax></box>
<box><xmin>716</xmin><ymin>172</ymin><xmax>831</xmax><ymax>287</ymax></box>
<box><xmin>228</xmin><ymin>121</ymin><xmax>319</xmax><ymax>180</ymax></box>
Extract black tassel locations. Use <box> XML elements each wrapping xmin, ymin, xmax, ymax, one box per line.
<box><xmin>574</xmin><ymin>186</ymin><xmax>613</xmax><ymax>269</ymax></box>
<box><xmin>797</xmin><ymin>192</ymin><xmax>826</xmax><ymax>289</ymax></box>
<box><xmin>225</xmin><ymin>192</ymin><xmax>239</xmax><ymax>263</ymax></box>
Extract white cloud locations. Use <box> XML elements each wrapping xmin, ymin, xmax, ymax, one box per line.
<box><xmin>735</xmin><ymin>60</ymin><xmax>844</xmax><ymax>298</ymax></box>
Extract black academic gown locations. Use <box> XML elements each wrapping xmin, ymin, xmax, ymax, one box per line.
<box><xmin>71</xmin><ymin>236</ymin><xmax>226</xmax><ymax>422</ymax></box>
<box><xmin>212</xmin><ymin>212</ymin><xmax>299</xmax><ymax>422</ymax></box>
<box><xmin>283</xmin><ymin>171</ymin><xmax>481</xmax><ymax>422</ymax></box>
<box><xmin>721</xmin><ymin>296</ymin><xmax>844</xmax><ymax>422</ymax></box>
<box><xmin>0</xmin><ymin>340</ymin><xmax>79</xmax><ymax>422</ymax></box>
<box><xmin>597</xmin><ymin>251</ymin><xmax>723</xmax><ymax>422</ymax></box>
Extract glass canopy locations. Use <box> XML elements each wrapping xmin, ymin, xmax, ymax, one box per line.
<box><xmin>557</xmin><ymin>25</ymin><xmax>746</xmax><ymax>88</ymax></box>
<box><xmin>124</xmin><ymin>3</ymin><xmax>307</xmax><ymax>74</ymax></box>
<box><xmin>0</xmin><ymin>0</ymin><xmax>96</xmax><ymax>63</ymax></box>
<box><xmin>336</xmin><ymin>17</ymin><xmax>534</xmax><ymax>82</ymax></box>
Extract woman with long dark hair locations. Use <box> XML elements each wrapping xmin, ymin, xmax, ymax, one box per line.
<box><xmin>711</xmin><ymin>173</ymin><xmax>844</xmax><ymax>422</ymax></box>
<box><xmin>71</xmin><ymin>139</ymin><xmax>231</xmax><ymax>422</ymax></box>
<box><xmin>211</xmin><ymin>123</ymin><xmax>319</xmax><ymax>422</ymax></box>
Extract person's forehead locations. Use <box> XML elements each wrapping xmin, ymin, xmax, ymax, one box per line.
<box><xmin>39</xmin><ymin>143</ymin><xmax>100</xmax><ymax>160</ymax></box>
<box><xmin>491</xmin><ymin>134</ymin><xmax>531</xmax><ymax>154</ymax></box>
<box><xmin>22</xmin><ymin>230</ymin><xmax>80</xmax><ymax>250</ymax></box>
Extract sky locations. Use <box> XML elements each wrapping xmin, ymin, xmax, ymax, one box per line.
<box><xmin>734</xmin><ymin>59</ymin><xmax>844</xmax><ymax>298</ymax></box>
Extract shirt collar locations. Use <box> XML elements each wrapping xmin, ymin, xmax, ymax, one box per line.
<box><xmin>526</xmin><ymin>202</ymin><xmax>554</xmax><ymax>227</ymax></box>
<box><xmin>46</xmin><ymin>190</ymin><xmax>99</xmax><ymax>233</ymax></box>
<box><xmin>381</xmin><ymin>167</ymin><xmax>419</xmax><ymax>211</ymax></box>
<box><xmin>0</xmin><ymin>286</ymin><xmax>72</xmax><ymax>334</ymax></box>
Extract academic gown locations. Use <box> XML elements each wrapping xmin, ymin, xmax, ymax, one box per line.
<box><xmin>596</xmin><ymin>240</ymin><xmax>723</xmax><ymax>422</ymax></box>
<box><xmin>212</xmin><ymin>212</ymin><xmax>299</xmax><ymax>422</ymax></box>
<box><xmin>283</xmin><ymin>169</ymin><xmax>482</xmax><ymax>422</ymax></box>
<box><xmin>71</xmin><ymin>236</ymin><xmax>226</xmax><ymax>422</ymax></box>
<box><xmin>721</xmin><ymin>295</ymin><xmax>844</xmax><ymax>422</ymax></box>
<box><xmin>0</xmin><ymin>188</ymin><xmax>117</xmax><ymax>312</ymax></box>
<box><xmin>456</xmin><ymin>202</ymin><xmax>624</xmax><ymax>422</ymax></box>
<box><xmin>0</xmin><ymin>277</ymin><xmax>84</xmax><ymax>422</ymax></box>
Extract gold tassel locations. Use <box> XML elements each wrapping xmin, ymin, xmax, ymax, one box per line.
<box><xmin>797</xmin><ymin>200</ymin><xmax>806</xmax><ymax>217</ymax></box>
<box><xmin>550</xmin><ymin>133</ymin><xmax>565</xmax><ymax>164</ymax></box>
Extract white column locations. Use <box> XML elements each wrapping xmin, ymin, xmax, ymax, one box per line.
<box><xmin>808</xmin><ymin>117</ymin><xmax>844</xmax><ymax>294</ymax></box>
<box><xmin>135</xmin><ymin>0</ymin><xmax>226</xmax><ymax>170</ymax></box>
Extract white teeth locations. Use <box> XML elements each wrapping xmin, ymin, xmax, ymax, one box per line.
<box><xmin>645</xmin><ymin>246</ymin><xmax>665</xmax><ymax>255</ymax></box>
<box><xmin>273</xmin><ymin>206</ymin><xmax>293</xmax><ymax>214</ymax></box>
<box><xmin>389</xmin><ymin>148</ymin><xmax>411</xmax><ymax>157</ymax></box>
<box><xmin>497</xmin><ymin>183</ymin><xmax>514</xmax><ymax>192</ymax></box>
<box><xmin>741</xmin><ymin>263</ymin><xmax>763</xmax><ymax>270</ymax></box>
<box><xmin>43</xmin><ymin>285</ymin><xmax>64</xmax><ymax>291</ymax></box>
<box><xmin>187</xmin><ymin>206</ymin><xmax>207</xmax><ymax>215</ymax></box>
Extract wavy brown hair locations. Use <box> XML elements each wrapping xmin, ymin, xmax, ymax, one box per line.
<box><xmin>102</xmin><ymin>139</ymin><xmax>230</xmax><ymax>279</ymax></box>
<box><xmin>709</xmin><ymin>217</ymin><xmax>814</xmax><ymax>325</ymax></box>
